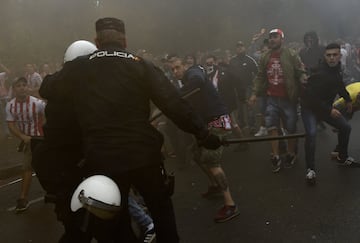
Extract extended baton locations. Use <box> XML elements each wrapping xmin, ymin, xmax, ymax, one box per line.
<box><xmin>222</xmin><ymin>133</ymin><xmax>306</xmax><ymax>145</ymax></box>
<box><xmin>149</xmin><ymin>88</ymin><xmax>201</xmax><ymax>122</ymax></box>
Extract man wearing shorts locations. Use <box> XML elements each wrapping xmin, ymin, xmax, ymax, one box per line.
<box><xmin>6</xmin><ymin>77</ymin><xmax>45</xmax><ymax>212</ymax></box>
<box><xmin>249</xmin><ymin>29</ymin><xmax>306</xmax><ymax>173</ymax></box>
<box><xmin>171</xmin><ymin>57</ymin><xmax>239</xmax><ymax>223</ymax></box>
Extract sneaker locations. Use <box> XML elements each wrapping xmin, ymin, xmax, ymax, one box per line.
<box><xmin>201</xmin><ymin>186</ymin><xmax>223</xmax><ymax>199</ymax></box>
<box><xmin>283</xmin><ymin>153</ymin><xmax>296</xmax><ymax>168</ymax></box>
<box><xmin>306</xmin><ymin>169</ymin><xmax>316</xmax><ymax>185</ymax></box>
<box><xmin>254</xmin><ymin>126</ymin><xmax>268</xmax><ymax>137</ymax></box>
<box><xmin>15</xmin><ymin>198</ymin><xmax>29</xmax><ymax>213</ymax></box>
<box><xmin>143</xmin><ymin>228</ymin><xmax>156</xmax><ymax>243</ymax></box>
<box><xmin>214</xmin><ymin>205</ymin><xmax>240</xmax><ymax>223</ymax></box>
<box><xmin>336</xmin><ymin>156</ymin><xmax>360</xmax><ymax>166</ymax></box>
<box><xmin>271</xmin><ymin>156</ymin><xmax>282</xmax><ymax>173</ymax></box>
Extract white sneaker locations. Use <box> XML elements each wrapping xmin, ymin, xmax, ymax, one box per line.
<box><xmin>306</xmin><ymin>169</ymin><xmax>316</xmax><ymax>185</ymax></box>
<box><xmin>336</xmin><ymin>156</ymin><xmax>359</xmax><ymax>166</ymax></box>
<box><xmin>143</xmin><ymin>228</ymin><xmax>156</xmax><ymax>243</ymax></box>
<box><xmin>254</xmin><ymin>126</ymin><xmax>268</xmax><ymax>137</ymax></box>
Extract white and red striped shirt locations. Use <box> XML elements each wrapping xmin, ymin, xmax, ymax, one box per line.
<box><xmin>5</xmin><ymin>96</ymin><xmax>45</xmax><ymax>136</ymax></box>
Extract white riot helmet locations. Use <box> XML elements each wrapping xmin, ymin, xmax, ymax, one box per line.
<box><xmin>70</xmin><ymin>175</ymin><xmax>121</xmax><ymax>219</ymax></box>
<box><xmin>63</xmin><ymin>40</ymin><xmax>97</xmax><ymax>63</ymax></box>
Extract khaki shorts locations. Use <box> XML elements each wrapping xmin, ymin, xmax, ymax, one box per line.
<box><xmin>193</xmin><ymin>127</ymin><xmax>230</xmax><ymax>168</ymax></box>
<box><xmin>22</xmin><ymin>144</ymin><xmax>33</xmax><ymax>171</ymax></box>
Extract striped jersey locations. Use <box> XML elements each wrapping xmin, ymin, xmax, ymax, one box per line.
<box><xmin>6</xmin><ymin>96</ymin><xmax>46</xmax><ymax>136</ymax></box>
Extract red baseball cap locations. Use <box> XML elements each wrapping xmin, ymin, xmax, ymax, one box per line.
<box><xmin>269</xmin><ymin>29</ymin><xmax>284</xmax><ymax>38</ymax></box>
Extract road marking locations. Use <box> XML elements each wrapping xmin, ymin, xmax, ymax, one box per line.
<box><xmin>7</xmin><ymin>196</ymin><xmax>44</xmax><ymax>212</ymax></box>
<box><xmin>0</xmin><ymin>173</ymin><xmax>36</xmax><ymax>190</ymax></box>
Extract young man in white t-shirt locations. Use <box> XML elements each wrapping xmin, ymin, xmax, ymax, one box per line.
<box><xmin>6</xmin><ymin>77</ymin><xmax>45</xmax><ymax>212</ymax></box>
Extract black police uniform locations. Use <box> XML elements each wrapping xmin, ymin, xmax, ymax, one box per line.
<box><xmin>40</xmin><ymin>46</ymin><xmax>215</xmax><ymax>242</ymax></box>
<box><xmin>32</xmin><ymin>75</ymin><xmax>89</xmax><ymax>242</ymax></box>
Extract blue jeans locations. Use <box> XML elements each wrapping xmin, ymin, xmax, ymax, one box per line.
<box><xmin>301</xmin><ymin>105</ymin><xmax>351</xmax><ymax>170</ymax></box>
<box><xmin>265</xmin><ymin>96</ymin><xmax>297</xmax><ymax>133</ymax></box>
<box><xmin>257</xmin><ymin>96</ymin><xmax>267</xmax><ymax>115</ymax></box>
<box><xmin>128</xmin><ymin>195</ymin><xmax>153</xmax><ymax>233</ymax></box>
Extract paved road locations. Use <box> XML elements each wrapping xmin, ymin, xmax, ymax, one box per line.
<box><xmin>1</xmin><ymin>115</ymin><xmax>360</xmax><ymax>242</ymax></box>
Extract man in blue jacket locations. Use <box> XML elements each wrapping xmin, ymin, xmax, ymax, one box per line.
<box><xmin>171</xmin><ymin>57</ymin><xmax>239</xmax><ymax>223</ymax></box>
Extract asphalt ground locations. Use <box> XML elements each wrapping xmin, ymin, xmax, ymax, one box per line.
<box><xmin>1</xmin><ymin>115</ymin><xmax>360</xmax><ymax>242</ymax></box>
<box><xmin>0</xmin><ymin>136</ymin><xmax>23</xmax><ymax>180</ymax></box>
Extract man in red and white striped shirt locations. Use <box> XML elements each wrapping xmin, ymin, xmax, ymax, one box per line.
<box><xmin>6</xmin><ymin>77</ymin><xmax>45</xmax><ymax>212</ymax></box>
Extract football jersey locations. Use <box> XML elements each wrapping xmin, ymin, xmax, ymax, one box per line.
<box><xmin>6</xmin><ymin>96</ymin><xmax>45</xmax><ymax>136</ymax></box>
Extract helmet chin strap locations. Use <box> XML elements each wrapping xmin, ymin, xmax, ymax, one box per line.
<box><xmin>78</xmin><ymin>189</ymin><xmax>121</xmax><ymax>212</ymax></box>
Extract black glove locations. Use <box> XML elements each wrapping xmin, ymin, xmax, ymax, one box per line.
<box><xmin>198</xmin><ymin>133</ymin><xmax>222</xmax><ymax>150</ymax></box>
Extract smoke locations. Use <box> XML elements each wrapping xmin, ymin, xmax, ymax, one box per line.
<box><xmin>1</xmin><ymin>0</ymin><xmax>360</xmax><ymax>67</ymax></box>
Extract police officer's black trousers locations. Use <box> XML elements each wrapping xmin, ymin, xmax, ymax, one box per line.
<box><xmin>84</xmin><ymin>163</ymin><xmax>180</xmax><ymax>243</ymax></box>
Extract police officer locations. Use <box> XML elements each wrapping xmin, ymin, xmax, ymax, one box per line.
<box><xmin>38</xmin><ymin>17</ymin><xmax>221</xmax><ymax>243</ymax></box>
<box><xmin>32</xmin><ymin>41</ymin><xmax>97</xmax><ymax>242</ymax></box>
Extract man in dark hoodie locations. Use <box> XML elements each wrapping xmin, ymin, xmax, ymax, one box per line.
<box><xmin>301</xmin><ymin>43</ymin><xmax>357</xmax><ymax>185</ymax></box>
<box><xmin>299</xmin><ymin>31</ymin><xmax>327</xmax><ymax>130</ymax></box>
<box><xmin>299</xmin><ymin>31</ymin><xmax>325</xmax><ymax>75</ymax></box>
<box><xmin>227</xmin><ymin>41</ymin><xmax>258</xmax><ymax>134</ymax></box>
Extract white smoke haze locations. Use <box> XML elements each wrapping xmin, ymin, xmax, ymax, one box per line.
<box><xmin>1</xmin><ymin>0</ymin><xmax>359</xmax><ymax>67</ymax></box>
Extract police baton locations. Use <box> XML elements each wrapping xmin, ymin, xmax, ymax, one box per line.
<box><xmin>149</xmin><ymin>88</ymin><xmax>200</xmax><ymax>122</ymax></box>
<box><xmin>222</xmin><ymin>133</ymin><xmax>306</xmax><ymax>145</ymax></box>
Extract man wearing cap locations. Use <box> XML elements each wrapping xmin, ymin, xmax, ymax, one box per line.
<box><xmin>38</xmin><ymin>17</ymin><xmax>222</xmax><ymax>243</ymax></box>
<box><xmin>249</xmin><ymin>28</ymin><xmax>306</xmax><ymax>173</ymax></box>
<box><xmin>227</xmin><ymin>41</ymin><xmax>258</xmax><ymax>136</ymax></box>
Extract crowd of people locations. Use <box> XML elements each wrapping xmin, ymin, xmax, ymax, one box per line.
<box><xmin>2</xmin><ymin>18</ymin><xmax>360</xmax><ymax>242</ymax></box>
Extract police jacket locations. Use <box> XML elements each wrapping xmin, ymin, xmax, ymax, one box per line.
<box><xmin>180</xmin><ymin>65</ymin><xmax>228</xmax><ymax>123</ymax></box>
<box><xmin>40</xmin><ymin>46</ymin><xmax>208</xmax><ymax>173</ymax></box>
<box><xmin>301</xmin><ymin>62</ymin><xmax>351</xmax><ymax>117</ymax></box>
<box><xmin>39</xmin><ymin>81</ymin><xmax>82</xmax><ymax>149</ymax></box>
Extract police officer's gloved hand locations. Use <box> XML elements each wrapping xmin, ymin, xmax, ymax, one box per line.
<box><xmin>197</xmin><ymin>130</ymin><xmax>222</xmax><ymax>150</ymax></box>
